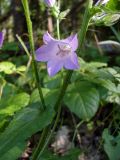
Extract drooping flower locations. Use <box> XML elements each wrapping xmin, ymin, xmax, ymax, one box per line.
<box><xmin>44</xmin><ymin>0</ymin><xmax>56</xmax><ymax>7</ymax></box>
<box><xmin>36</xmin><ymin>32</ymin><xmax>79</xmax><ymax>77</ymax></box>
<box><xmin>0</xmin><ymin>32</ymin><xmax>4</xmax><ymax>48</ymax></box>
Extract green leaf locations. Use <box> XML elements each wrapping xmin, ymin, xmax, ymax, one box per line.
<box><xmin>64</xmin><ymin>82</ymin><xmax>100</xmax><ymax>120</ymax></box>
<box><xmin>0</xmin><ymin>61</ymin><xmax>16</xmax><ymax>74</ymax></box>
<box><xmin>30</xmin><ymin>88</ymin><xmax>59</xmax><ymax>107</ymax></box>
<box><xmin>104</xmin><ymin>13</ymin><xmax>120</xmax><ymax>26</ymax></box>
<box><xmin>0</xmin><ymin>103</ymin><xmax>55</xmax><ymax>160</ymax></box>
<box><xmin>16</xmin><ymin>65</ymin><xmax>27</xmax><ymax>72</ymax></box>
<box><xmin>39</xmin><ymin>149</ymin><xmax>80</xmax><ymax>160</ymax></box>
<box><xmin>81</xmin><ymin>61</ymin><xmax>107</xmax><ymax>71</ymax></box>
<box><xmin>98</xmin><ymin>79</ymin><xmax>117</xmax><ymax>92</ymax></box>
<box><xmin>2</xmin><ymin>42</ymin><xmax>19</xmax><ymax>52</ymax></box>
<box><xmin>2</xmin><ymin>83</ymin><xmax>17</xmax><ymax>98</ymax></box>
<box><xmin>44</xmin><ymin>74</ymin><xmax>61</xmax><ymax>89</ymax></box>
<box><xmin>106</xmin><ymin>0</ymin><xmax>120</xmax><ymax>11</ymax></box>
<box><xmin>59</xmin><ymin>9</ymin><xmax>70</xmax><ymax>19</ymax></box>
<box><xmin>0</xmin><ymin>92</ymin><xmax>30</xmax><ymax>131</ymax></box>
<box><xmin>105</xmin><ymin>83</ymin><xmax>120</xmax><ymax>105</ymax></box>
<box><xmin>106</xmin><ymin>91</ymin><xmax>120</xmax><ymax>105</ymax></box>
<box><xmin>102</xmin><ymin>129</ymin><xmax>120</xmax><ymax>160</ymax></box>
<box><xmin>30</xmin><ymin>88</ymin><xmax>50</xmax><ymax>104</ymax></box>
<box><xmin>91</xmin><ymin>12</ymin><xmax>120</xmax><ymax>26</ymax></box>
<box><xmin>0</xmin><ymin>92</ymin><xmax>30</xmax><ymax>116</ymax></box>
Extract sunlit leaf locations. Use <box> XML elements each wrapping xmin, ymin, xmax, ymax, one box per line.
<box><xmin>0</xmin><ymin>61</ymin><xmax>16</xmax><ymax>74</ymax></box>
<box><xmin>0</xmin><ymin>92</ymin><xmax>30</xmax><ymax>116</ymax></box>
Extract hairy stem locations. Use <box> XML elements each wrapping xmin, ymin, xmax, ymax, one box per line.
<box><xmin>21</xmin><ymin>0</ymin><xmax>46</xmax><ymax>110</ymax></box>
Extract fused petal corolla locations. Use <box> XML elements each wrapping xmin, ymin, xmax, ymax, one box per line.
<box><xmin>36</xmin><ymin>32</ymin><xmax>80</xmax><ymax>77</ymax></box>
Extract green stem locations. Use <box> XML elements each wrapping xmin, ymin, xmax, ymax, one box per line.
<box><xmin>32</xmin><ymin>8</ymin><xmax>62</xmax><ymax>160</ymax></box>
<box><xmin>78</xmin><ymin>0</ymin><xmax>92</xmax><ymax>51</ymax></box>
<box><xmin>32</xmin><ymin>127</ymin><xmax>50</xmax><ymax>160</ymax></box>
<box><xmin>56</xmin><ymin>0</ymin><xmax>60</xmax><ymax>40</ymax></box>
<box><xmin>21</xmin><ymin>0</ymin><xmax>46</xmax><ymax>110</ymax></box>
<box><xmin>35</xmin><ymin>71</ymin><xmax>73</xmax><ymax>157</ymax></box>
<box><xmin>37</xmin><ymin>105</ymin><xmax>62</xmax><ymax>159</ymax></box>
<box><xmin>72</xmin><ymin>120</ymin><xmax>84</xmax><ymax>143</ymax></box>
<box><xmin>110</xmin><ymin>26</ymin><xmax>120</xmax><ymax>42</ymax></box>
<box><xmin>57</xmin><ymin>18</ymin><xmax>60</xmax><ymax>39</ymax></box>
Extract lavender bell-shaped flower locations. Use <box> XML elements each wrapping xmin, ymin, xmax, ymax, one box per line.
<box><xmin>0</xmin><ymin>32</ymin><xmax>4</xmax><ymax>48</ymax></box>
<box><xmin>44</xmin><ymin>0</ymin><xmax>56</xmax><ymax>7</ymax></box>
<box><xmin>35</xmin><ymin>32</ymin><xmax>80</xmax><ymax>77</ymax></box>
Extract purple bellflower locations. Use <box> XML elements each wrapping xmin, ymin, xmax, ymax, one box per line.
<box><xmin>0</xmin><ymin>32</ymin><xmax>4</xmax><ymax>48</ymax></box>
<box><xmin>36</xmin><ymin>32</ymin><xmax>80</xmax><ymax>77</ymax></box>
<box><xmin>44</xmin><ymin>0</ymin><xmax>55</xmax><ymax>7</ymax></box>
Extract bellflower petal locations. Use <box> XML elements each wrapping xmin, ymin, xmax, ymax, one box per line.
<box><xmin>47</xmin><ymin>60</ymin><xmax>63</xmax><ymax>76</ymax></box>
<box><xmin>64</xmin><ymin>52</ymin><xmax>79</xmax><ymax>70</ymax></box>
<box><xmin>0</xmin><ymin>32</ymin><xmax>4</xmax><ymax>48</ymax></box>
<box><xmin>36</xmin><ymin>32</ymin><xmax>80</xmax><ymax>77</ymax></box>
<box><xmin>44</xmin><ymin>0</ymin><xmax>55</xmax><ymax>7</ymax></box>
<box><xmin>36</xmin><ymin>45</ymin><xmax>50</xmax><ymax>62</ymax></box>
<box><xmin>64</xmin><ymin>34</ymin><xmax>78</xmax><ymax>51</ymax></box>
<box><xmin>43</xmin><ymin>32</ymin><xmax>54</xmax><ymax>44</ymax></box>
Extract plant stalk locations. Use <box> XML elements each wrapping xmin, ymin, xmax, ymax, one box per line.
<box><xmin>21</xmin><ymin>0</ymin><xmax>46</xmax><ymax>110</ymax></box>
<box><xmin>57</xmin><ymin>18</ymin><xmax>60</xmax><ymax>39</ymax></box>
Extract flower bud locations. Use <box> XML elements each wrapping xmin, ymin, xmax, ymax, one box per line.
<box><xmin>44</xmin><ymin>0</ymin><xmax>55</xmax><ymax>7</ymax></box>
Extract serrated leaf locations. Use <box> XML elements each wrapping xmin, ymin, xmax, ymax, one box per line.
<box><xmin>0</xmin><ymin>103</ymin><xmax>55</xmax><ymax>160</ymax></box>
<box><xmin>64</xmin><ymin>82</ymin><xmax>100</xmax><ymax>120</ymax></box>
